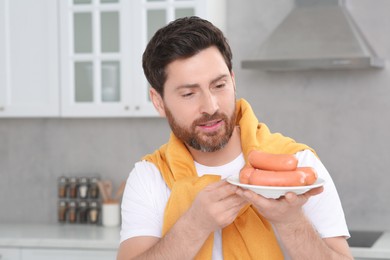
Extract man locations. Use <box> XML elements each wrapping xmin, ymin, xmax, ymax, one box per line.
<box><xmin>117</xmin><ymin>16</ymin><xmax>352</xmax><ymax>259</ymax></box>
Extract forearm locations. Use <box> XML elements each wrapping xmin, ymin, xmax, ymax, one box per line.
<box><xmin>274</xmin><ymin>213</ymin><xmax>352</xmax><ymax>260</ymax></box>
<box><xmin>122</xmin><ymin>181</ymin><xmax>244</xmax><ymax>260</ymax></box>
<box><xmin>133</xmin><ymin>210</ymin><xmax>211</xmax><ymax>260</ymax></box>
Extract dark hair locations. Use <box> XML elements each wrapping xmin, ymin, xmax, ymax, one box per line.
<box><xmin>142</xmin><ymin>16</ymin><xmax>233</xmax><ymax>97</ymax></box>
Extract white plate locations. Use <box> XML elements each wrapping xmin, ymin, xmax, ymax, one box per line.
<box><xmin>227</xmin><ymin>176</ymin><xmax>325</xmax><ymax>199</ymax></box>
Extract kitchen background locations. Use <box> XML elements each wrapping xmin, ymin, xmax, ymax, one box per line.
<box><xmin>1</xmin><ymin>0</ymin><xmax>390</xmax><ymax>233</ymax></box>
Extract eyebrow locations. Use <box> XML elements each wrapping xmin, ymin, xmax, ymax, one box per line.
<box><xmin>174</xmin><ymin>74</ymin><xmax>229</xmax><ymax>91</ymax></box>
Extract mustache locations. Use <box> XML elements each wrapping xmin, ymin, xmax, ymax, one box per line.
<box><xmin>193</xmin><ymin>112</ymin><xmax>225</xmax><ymax>125</ymax></box>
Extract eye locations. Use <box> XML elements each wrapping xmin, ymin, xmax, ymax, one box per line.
<box><xmin>182</xmin><ymin>92</ymin><xmax>194</xmax><ymax>98</ymax></box>
<box><xmin>214</xmin><ymin>83</ymin><xmax>226</xmax><ymax>89</ymax></box>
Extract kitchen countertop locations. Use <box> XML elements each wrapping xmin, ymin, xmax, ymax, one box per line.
<box><xmin>0</xmin><ymin>223</ymin><xmax>120</xmax><ymax>250</ymax></box>
<box><xmin>1</xmin><ymin>224</ymin><xmax>390</xmax><ymax>258</ymax></box>
<box><xmin>350</xmin><ymin>231</ymin><xmax>390</xmax><ymax>259</ymax></box>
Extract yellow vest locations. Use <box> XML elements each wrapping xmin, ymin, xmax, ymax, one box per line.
<box><xmin>144</xmin><ymin>98</ymin><xmax>313</xmax><ymax>259</ymax></box>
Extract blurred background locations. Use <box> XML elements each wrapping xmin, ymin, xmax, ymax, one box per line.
<box><xmin>1</xmin><ymin>0</ymin><xmax>389</xmax><ymax>258</ymax></box>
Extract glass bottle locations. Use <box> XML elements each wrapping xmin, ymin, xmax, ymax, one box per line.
<box><xmin>58</xmin><ymin>200</ymin><xmax>68</xmax><ymax>223</ymax></box>
<box><xmin>68</xmin><ymin>201</ymin><xmax>78</xmax><ymax>223</ymax></box>
<box><xmin>78</xmin><ymin>177</ymin><xmax>89</xmax><ymax>199</ymax></box>
<box><xmin>58</xmin><ymin>176</ymin><xmax>68</xmax><ymax>198</ymax></box>
<box><xmin>68</xmin><ymin>177</ymin><xmax>78</xmax><ymax>199</ymax></box>
<box><xmin>88</xmin><ymin>201</ymin><xmax>100</xmax><ymax>224</ymax></box>
<box><xmin>78</xmin><ymin>201</ymin><xmax>88</xmax><ymax>224</ymax></box>
<box><xmin>88</xmin><ymin>177</ymin><xmax>100</xmax><ymax>199</ymax></box>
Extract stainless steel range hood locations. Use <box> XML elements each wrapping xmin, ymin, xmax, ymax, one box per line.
<box><xmin>241</xmin><ymin>0</ymin><xmax>385</xmax><ymax>71</ymax></box>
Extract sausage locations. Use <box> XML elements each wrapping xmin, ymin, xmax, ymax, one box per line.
<box><xmin>248</xmin><ymin>150</ymin><xmax>298</xmax><ymax>171</ymax></box>
<box><xmin>297</xmin><ymin>167</ymin><xmax>318</xmax><ymax>185</ymax></box>
<box><xmin>248</xmin><ymin>169</ymin><xmax>306</xmax><ymax>187</ymax></box>
<box><xmin>239</xmin><ymin>165</ymin><xmax>255</xmax><ymax>184</ymax></box>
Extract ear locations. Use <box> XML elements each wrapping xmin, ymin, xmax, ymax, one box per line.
<box><xmin>149</xmin><ymin>87</ymin><xmax>166</xmax><ymax>117</ymax></box>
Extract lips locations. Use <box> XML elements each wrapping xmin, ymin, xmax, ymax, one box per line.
<box><xmin>198</xmin><ymin>119</ymin><xmax>223</xmax><ymax>131</ymax></box>
<box><xmin>199</xmin><ymin>119</ymin><xmax>222</xmax><ymax>127</ymax></box>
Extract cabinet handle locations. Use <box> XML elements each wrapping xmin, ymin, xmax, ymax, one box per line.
<box><xmin>0</xmin><ymin>106</ymin><xmax>5</xmax><ymax>111</ymax></box>
<box><xmin>124</xmin><ymin>106</ymin><xmax>129</xmax><ymax>110</ymax></box>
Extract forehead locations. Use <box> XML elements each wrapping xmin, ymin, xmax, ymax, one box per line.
<box><xmin>164</xmin><ymin>46</ymin><xmax>230</xmax><ymax>90</ymax></box>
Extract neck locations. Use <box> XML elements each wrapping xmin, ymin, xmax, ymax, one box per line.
<box><xmin>188</xmin><ymin>126</ymin><xmax>242</xmax><ymax>167</ymax></box>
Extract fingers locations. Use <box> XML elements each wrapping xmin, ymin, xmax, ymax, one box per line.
<box><xmin>206</xmin><ymin>180</ymin><xmax>240</xmax><ymax>202</ymax></box>
<box><xmin>205</xmin><ymin>179</ymin><xmax>228</xmax><ymax>189</ymax></box>
<box><xmin>284</xmin><ymin>192</ymin><xmax>305</xmax><ymax>205</ymax></box>
<box><xmin>214</xmin><ymin>184</ymin><xmax>247</xmax><ymax>212</ymax></box>
<box><xmin>236</xmin><ymin>185</ymin><xmax>323</xmax><ymax>202</ymax></box>
<box><xmin>233</xmin><ymin>186</ymin><xmax>324</xmax><ymax>225</ymax></box>
<box><xmin>200</xmin><ymin>180</ymin><xmax>247</xmax><ymax>214</ymax></box>
<box><xmin>217</xmin><ymin>193</ymin><xmax>248</xmax><ymax>226</ymax></box>
<box><xmin>307</xmin><ymin>186</ymin><xmax>324</xmax><ymax>196</ymax></box>
<box><xmin>223</xmin><ymin>193</ymin><xmax>247</xmax><ymax>209</ymax></box>
<box><xmin>194</xmin><ymin>181</ymin><xmax>247</xmax><ymax>229</ymax></box>
<box><xmin>234</xmin><ymin>187</ymin><xmax>319</xmax><ymax>214</ymax></box>
<box><xmin>284</xmin><ymin>186</ymin><xmax>324</xmax><ymax>203</ymax></box>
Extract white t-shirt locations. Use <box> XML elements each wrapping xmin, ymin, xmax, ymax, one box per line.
<box><xmin>120</xmin><ymin>150</ymin><xmax>349</xmax><ymax>259</ymax></box>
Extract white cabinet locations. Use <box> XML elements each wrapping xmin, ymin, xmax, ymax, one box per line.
<box><xmin>59</xmin><ymin>0</ymin><xmax>137</xmax><ymax>117</ymax></box>
<box><xmin>59</xmin><ymin>0</ymin><xmax>211</xmax><ymax>117</ymax></box>
<box><xmin>21</xmin><ymin>248</ymin><xmax>117</xmax><ymax>260</ymax></box>
<box><xmin>0</xmin><ymin>247</ymin><xmax>21</xmax><ymax>260</ymax></box>
<box><xmin>0</xmin><ymin>0</ymin><xmax>225</xmax><ymax>118</ymax></box>
<box><xmin>0</xmin><ymin>0</ymin><xmax>59</xmax><ymax>117</ymax></box>
<box><xmin>1</xmin><ymin>247</ymin><xmax>116</xmax><ymax>260</ymax></box>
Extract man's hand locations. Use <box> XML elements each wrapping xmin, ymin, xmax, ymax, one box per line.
<box><xmin>235</xmin><ymin>186</ymin><xmax>352</xmax><ymax>260</ymax></box>
<box><xmin>186</xmin><ymin>180</ymin><xmax>248</xmax><ymax>234</ymax></box>
<box><xmin>118</xmin><ymin>180</ymin><xmax>248</xmax><ymax>260</ymax></box>
<box><xmin>235</xmin><ymin>186</ymin><xmax>323</xmax><ymax>225</ymax></box>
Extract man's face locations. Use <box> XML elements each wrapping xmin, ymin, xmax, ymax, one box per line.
<box><xmin>156</xmin><ymin>46</ymin><xmax>236</xmax><ymax>152</ymax></box>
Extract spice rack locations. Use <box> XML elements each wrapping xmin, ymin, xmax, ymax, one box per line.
<box><xmin>57</xmin><ymin>176</ymin><xmax>102</xmax><ymax>225</ymax></box>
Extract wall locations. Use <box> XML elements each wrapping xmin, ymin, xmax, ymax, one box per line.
<box><xmin>0</xmin><ymin>118</ymin><xmax>170</xmax><ymax>223</ymax></box>
<box><xmin>0</xmin><ymin>0</ymin><xmax>389</xmax><ymax>230</ymax></box>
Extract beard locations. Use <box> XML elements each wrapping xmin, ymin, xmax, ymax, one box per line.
<box><xmin>164</xmin><ymin>104</ymin><xmax>236</xmax><ymax>153</ymax></box>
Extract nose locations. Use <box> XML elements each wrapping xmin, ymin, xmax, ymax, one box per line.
<box><xmin>200</xmin><ymin>91</ymin><xmax>219</xmax><ymax>115</ymax></box>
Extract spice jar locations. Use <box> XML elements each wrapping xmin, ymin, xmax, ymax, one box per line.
<box><xmin>58</xmin><ymin>176</ymin><xmax>68</xmax><ymax>198</ymax></box>
<box><xmin>68</xmin><ymin>201</ymin><xmax>78</xmax><ymax>223</ymax></box>
<box><xmin>88</xmin><ymin>177</ymin><xmax>100</xmax><ymax>199</ymax></box>
<box><xmin>68</xmin><ymin>177</ymin><xmax>78</xmax><ymax>199</ymax></box>
<box><xmin>78</xmin><ymin>177</ymin><xmax>89</xmax><ymax>199</ymax></box>
<box><xmin>78</xmin><ymin>201</ymin><xmax>88</xmax><ymax>224</ymax></box>
<box><xmin>88</xmin><ymin>201</ymin><xmax>100</xmax><ymax>224</ymax></box>
<box><xmin>58</xmin><ymin>200</ymin><xmax>68</xmax><ymax>223</ymax></box>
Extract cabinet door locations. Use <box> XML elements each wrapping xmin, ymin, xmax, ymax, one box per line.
<box><xmin>0</xmin><ymin>247</ymin><xmax>21</xmax><ymax>260</ymax></box>
<box><xmin>127</xmin><ymin>0</ymin><xmax>210</xmax><ymax>117</ymax></box>
<box><xmin>59</xmin><ymin>0</ymin><xmax>133</xmax><ymax>117</ymax></box>
<box><xmin>59</xmin><ymin>0</ymin><xmax>212</xmax><ymax>117</ymax></box>
<box><xmin>128</xmin><ymin>0</ymin><xmax>197</xmax><ymax>117</ymax></box>
<box><xmin>22</xmin><ymin>248</ymin><xmax>117</xmax><ymax>260</ymax></box>
<box><xmin>127</xmin><ymin>0</ymin><xmax>221</xmax><ymax>117</ymax></box>
<box><xmin>0</xmin><ymin>0</ymin><xmax>59</xmax><ymax>117</ymax></box>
